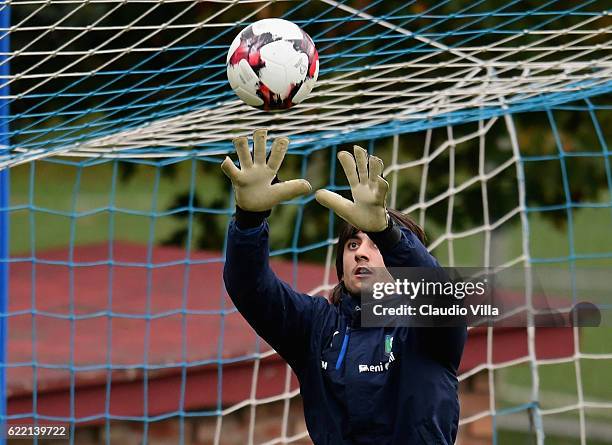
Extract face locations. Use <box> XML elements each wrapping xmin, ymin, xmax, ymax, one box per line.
<box><xmin>342</xmin><ymin>231</ymin><xmax>387</xmax><ymax>296</ymax></box>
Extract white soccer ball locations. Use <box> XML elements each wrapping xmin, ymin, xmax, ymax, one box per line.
<box><xmin>227</xmin><ymin>18</ymin><xmax>319</xmax><ymax>111</ymax></box>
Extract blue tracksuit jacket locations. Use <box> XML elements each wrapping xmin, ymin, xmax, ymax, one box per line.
<box><xmin>223</xmin><ymin>219</ymin><xmax>467</xmax><ymax>445</ymax></box>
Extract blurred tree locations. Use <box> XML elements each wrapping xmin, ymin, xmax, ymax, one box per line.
<box><xmin>8</xmin><ymin>0</ymin><xmax>610</xmax><ymax>257</ymax></box>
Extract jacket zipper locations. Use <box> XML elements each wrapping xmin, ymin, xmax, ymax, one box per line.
<box><xmin>335</xmin><ymin>326</ymin><xmax>351</xmax><ymax>370</ymax></box>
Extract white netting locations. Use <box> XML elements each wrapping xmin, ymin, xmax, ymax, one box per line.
<box><xmin>2</xmin><ymin>1</ymin><xmax>611</xmax><ymax>444</ymax></box>
<box><xmin>0</xmin><ymin>1</ymin><xmax>610</xmax><ymax>167</ymax></box>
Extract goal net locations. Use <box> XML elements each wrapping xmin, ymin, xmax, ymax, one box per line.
<box><xmin>1</xmin><ymin>1</ymin><xmax>611</xmax><ymax>444</ymax></box>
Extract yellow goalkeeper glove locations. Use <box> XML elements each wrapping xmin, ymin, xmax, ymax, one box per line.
<box><xmin>221</xmin><ymin>129</ymin><xmax>312</xmax><ymax>212</ymax></box>
<box><xmin>315</xmin><ymin>145</ymin><xmax>389</xmax><ymax>232</ymax></box>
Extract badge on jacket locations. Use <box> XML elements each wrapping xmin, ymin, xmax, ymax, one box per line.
<box><xmin>385</xmin><ymin>335</ymin><xmax>393</xmax><ymax>355</ymax></box>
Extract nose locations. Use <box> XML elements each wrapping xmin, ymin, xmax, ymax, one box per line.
<box><xmin>354</xmin><ymin>244</ymin><xmax>370</xmax><ymax>262</ymax></box>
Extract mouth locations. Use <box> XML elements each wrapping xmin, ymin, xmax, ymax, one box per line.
<box><xmin>353</xmin><ymin>266</ymin><xmax>373</xmax><ymax>278</ymax></box>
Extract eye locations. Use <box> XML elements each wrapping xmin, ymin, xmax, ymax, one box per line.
<box><xmin>347</xmin><ymin>240</ymin><xmax>359</xmax><ymax>250</ymax></box>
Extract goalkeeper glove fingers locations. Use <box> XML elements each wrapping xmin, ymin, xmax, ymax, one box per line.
<box><xmin>221</xmin><ymin>128</ymin><xmax>312</xmax><ymax>212</ymax></box>
<box><xmin>315</xmin><ymin>145</ymin><xmax>389</xmax><ymax>232</ymax></box>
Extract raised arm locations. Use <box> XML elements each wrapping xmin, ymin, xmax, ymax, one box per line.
<box><xmin>222</xmin><ymin>129</ymin><xmax>324</xmax><ymax>370</ymax></box>
<box><xmin>314</xmin><ymin>144</ymin><xmax>438</xmax><ymax>268</ymax></box>
<box><xmin>315</xmin><ymin>145</ymin><xmax>466</xmax><ymax>371</ymax></box>
<box><xmin>367</xmin><ymin>221</ymin><xmax>466</xmax><ymax>371</ymax></box>
<box><xmin>224</xmin><ymin>219</ymin><xmax>326</xmax><ymax>370</ymax></box>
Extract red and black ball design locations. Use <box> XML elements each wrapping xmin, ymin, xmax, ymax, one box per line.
<box><xmin>227</xmin><ymin>19</ymin><xmax>319</xmax><ymax>111</ymax></box>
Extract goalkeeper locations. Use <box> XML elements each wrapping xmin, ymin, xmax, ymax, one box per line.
<box><xmin>222</xmin><ymin>129</ymin><xmax>466</xmax><ymax>445</ymax></box>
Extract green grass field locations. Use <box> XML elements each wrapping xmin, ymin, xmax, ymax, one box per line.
<box><xmin>7</xmin><ymin>158</ymin><xmax>612</xmax><ymax>443</ymax></box>
<box><xmin>8</xmin><ymin>159</ymin><xmax>219</xmax><ymax>253</ymax></box>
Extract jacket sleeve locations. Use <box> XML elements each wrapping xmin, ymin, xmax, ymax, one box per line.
<box><xmin>223</xmin><ymin>219</ymin><xmax>324</xmax><ymax>371</ymax></box>
<box><xmin>368</xmin><ymin>222</ymin><xmax>467</xmax><ymax>373</ymax></box>
<box><xmin>367</xmin><ymin>223</ymin><xmax>440</xmax><ymax>268</ymax></box>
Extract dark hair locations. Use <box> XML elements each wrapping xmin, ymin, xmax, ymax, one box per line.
<box><xmin>330</xmin><ymin>209</ymin><xmax>426</xmax><ymax>305</ymax></box>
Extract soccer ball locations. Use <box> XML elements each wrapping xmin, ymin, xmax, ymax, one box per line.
<box><xmin>227</xmin><ymin>18</ymin><xmax>319</xmax><ymax>111</ymax></box>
